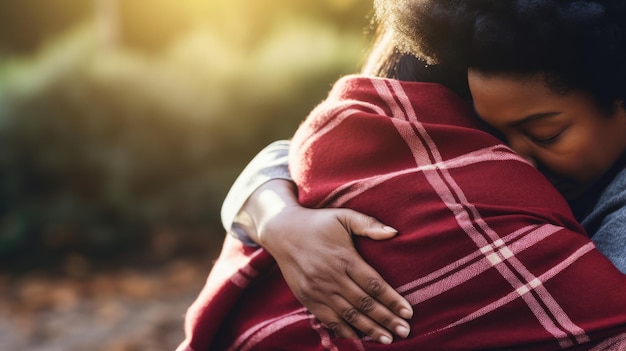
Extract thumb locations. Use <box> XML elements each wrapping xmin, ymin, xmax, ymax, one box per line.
<box><xmin>337</xmin><ymin>209</ymin><xmax>398</xmax><ymax>240</ymax></box>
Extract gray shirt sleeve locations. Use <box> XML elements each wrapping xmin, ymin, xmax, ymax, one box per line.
<box><xmin>581</xmin><ymin>167</ymin><xmax>626</xmax><ymax>273</ymax></box>
<box><xmin>220</xmin><ymin>140</ymin><xmax>293</xmax><ymax>246</ymax></box>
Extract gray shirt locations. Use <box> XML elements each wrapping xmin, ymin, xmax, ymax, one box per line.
<box><xmin>581</xmin><ymin>167</ymin><xmax>626</xmax><ymax>273</ymax></box>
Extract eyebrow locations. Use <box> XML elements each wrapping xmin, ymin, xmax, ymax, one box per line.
<box><xmin>509</xmin><ymin>112</ymin><xmax>561</xmax><ymax>127</ymax></box>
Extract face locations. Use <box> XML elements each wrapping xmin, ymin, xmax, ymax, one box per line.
<box><xmin>468</xmin><ymin>69</ymin><xmax>626</xmax><ymax>199</ymax></box>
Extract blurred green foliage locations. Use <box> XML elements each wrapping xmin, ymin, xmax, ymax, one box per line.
<box><xmin>0</xmin><ymin>0</ymin><xmax>372</xmax><ymax>270</ymax></box>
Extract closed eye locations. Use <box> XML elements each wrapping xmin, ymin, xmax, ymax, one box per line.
<box><xmin>526</xmin><ymin>129</ymin><xmax>565</xmax><ymax>145</ymax></box>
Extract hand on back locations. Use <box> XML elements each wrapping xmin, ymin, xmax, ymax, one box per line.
<box><xmin>258</xmin><ymin>203</ymin><xmax>413</xmax><ymax>344</ymax></box>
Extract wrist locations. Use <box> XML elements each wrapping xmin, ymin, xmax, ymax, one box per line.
<box><xmin>256</xmin><ymin>203</ymin><xmax>304</xmax><ymax>256</ymax></box>
<box><xmin>244</xmin><ymin>179</ymin><xmax>299</xmax><ymax>247</ymax></box>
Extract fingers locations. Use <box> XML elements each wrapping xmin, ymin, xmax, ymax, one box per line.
<box><xmin>361</xmin><ymin>275</ymin><xmax>413</xmax><ymax>320</ymax></box>
<box><xmin>307</xmin><ymin>304</ymin><xmax>359</xmax><ymax>340</ymax></box>
<box><xmin>335</xmin><ymin>209</ymin><xmax>413</xmax><ymax>341</ymax></box>
<box><xmin>312</xmin><ymin>295</ymin><xmax>396</xmax><ymax>344</ymax></box>
<box><xmin>339</xmin><ymin>209</ymin><xmax>398</xmax><ymax>240</ymax></box>
<box><xmin>293</xmin><ymin>254</ymin><xmax>412</xmax><ymax>343</ymax></box>
<box><xmin>344</xmin><ymin>257</ymin><xmax>414</xmax><ymax>332</ymax></box>
<box><xmin>337</xmin><ymin>272</ymin><xmax>412</xmax><ymax>341</ymax></box>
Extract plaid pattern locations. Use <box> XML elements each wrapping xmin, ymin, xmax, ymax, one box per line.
<box><xmin>177</xmin><ymin>76</ymin><xmax>626</xmax><ymax>351</ymax></box>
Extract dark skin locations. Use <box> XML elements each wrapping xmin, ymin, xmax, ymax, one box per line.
<box><xmin>235</xmin><ymin>179</ymin><xmax>412</xmax><ymax>344</ymax></box>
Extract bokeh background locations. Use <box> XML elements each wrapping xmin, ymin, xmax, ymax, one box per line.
<box><xmin>0</xmin><ymin>0</ymin><xmax>373</xmax><ymax>350</ymax></box>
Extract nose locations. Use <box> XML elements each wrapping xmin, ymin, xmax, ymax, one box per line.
<box><xmin>507</xmin><ymin>136</ymin><xmax>537</xmax><ymax>167</ymax></box>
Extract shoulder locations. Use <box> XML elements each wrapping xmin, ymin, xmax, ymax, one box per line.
<box><xmin>596</xmin><ymin>168</ymin><xmax>626</xmax><ymax>210</ymax></box>
<box><xmin>582</xmin><ymin>167</ymin><xmax>626</xmax><ymax>238</ymax></box>
<box><xmin>583</xmin><ymin>168</ymin><xmax>626</xmax><ymax>273</ymax></box>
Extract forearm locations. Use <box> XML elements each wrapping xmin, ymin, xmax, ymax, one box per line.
<box><xmin>234</xmin><ymin>179</ymin><xmax>299</xmax><ymax>246</ymax></box>
<box><xmin>220</xmin><ymin>140</ymin><xmax>293</xmax><ymax>245</ymax></box>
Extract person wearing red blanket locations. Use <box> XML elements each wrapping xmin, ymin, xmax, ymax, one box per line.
<box><xmin>177</xmin><ymin>19</ymin><xmax>626</xmax><ymax>351</ymax></box>
<box><xmin>208</xmin><ymin>0</ymin><xmax>626</xmax><ymax>345</ymax></box>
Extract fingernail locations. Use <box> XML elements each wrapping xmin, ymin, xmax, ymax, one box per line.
<box><xmin>383</xmin><ymin>226</ymin><xmax>397</xmax><ymax>233</ymax></box>
<box><xmin>395</xmin><ymin>325</ymin><xmax>410</xmax><ymax>338</ymax></box>
<box><xmin>399</xmin><ymin>307</ymin><xmax>413</xmax><ymax>319</ymax></box>
<box><xmin>379</xmin><ymin>335</ymin><xmax>393</xmax><ymax>344</ymax></box>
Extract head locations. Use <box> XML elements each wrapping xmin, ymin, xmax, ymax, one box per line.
<box><xmin>362</xmin><ymin>25</ymin><xmax>470</xmax><ymax>98</ymax></box>
<box><xmin>376</xmin><ymin>0</ymin><xmax>626</xmax><ymax>198</ymax></box>
<box><xmin>469</xmin><ymin>70</ymin><xmax>626</xmax><ymax>199</ymax></box>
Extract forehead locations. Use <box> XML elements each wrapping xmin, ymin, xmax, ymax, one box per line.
<box><xmin>467</xmin><ymin>70</ymin><xmax>570</xmax><ymax>123</ymax></box>
<box><xmin>467</xmin><ymin>70</ymin><xmax>551</xmax><ymax>101</ymax></box>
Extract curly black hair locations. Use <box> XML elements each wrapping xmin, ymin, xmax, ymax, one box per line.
<box><xmin>375</xmin><ymin>0</ymin><xmax>626</xmax><ymax>110</ymax></box>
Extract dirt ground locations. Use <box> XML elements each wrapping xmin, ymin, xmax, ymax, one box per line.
<box><xmin>0</xmin><ymin>253</ymin><xmax>218</xmax><ymax>351</ymax></box>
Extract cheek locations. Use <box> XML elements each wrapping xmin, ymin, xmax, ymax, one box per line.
<box><xmin>559</xmin><ymin>129</ymin><xmax>624</xmax><ymax>183</ymax></box>
<box><xmin>537</xmin><ymin>154</ymin><xmax>587</xmax><ymax>181</ymax></box>
<box><xmin>591</xmin><ymin>119</ymin><xmax>626</xmax><ymax>169</ymax></box>
<box><xmin>535</xmin><ymin>134</ymin><xmax>602</xmax><ymax>182</ymax></box>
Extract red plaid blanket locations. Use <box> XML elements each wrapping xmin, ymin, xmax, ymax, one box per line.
<box><xmin>178</xmin><ymin>76</ymin><xmax>626</xmax><ymax>351</ymax></box>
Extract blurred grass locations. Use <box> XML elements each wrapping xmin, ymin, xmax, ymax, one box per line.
<box><xmin>0</xmin><ymin>9</ymin><xmax>371</xmax><ymax>271</ymax></box>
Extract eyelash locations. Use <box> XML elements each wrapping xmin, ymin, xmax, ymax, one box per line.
<box><xmin>527</xmin><ymin>130</ymin><xmax>564</xmax><ymax>145</ymax></box>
